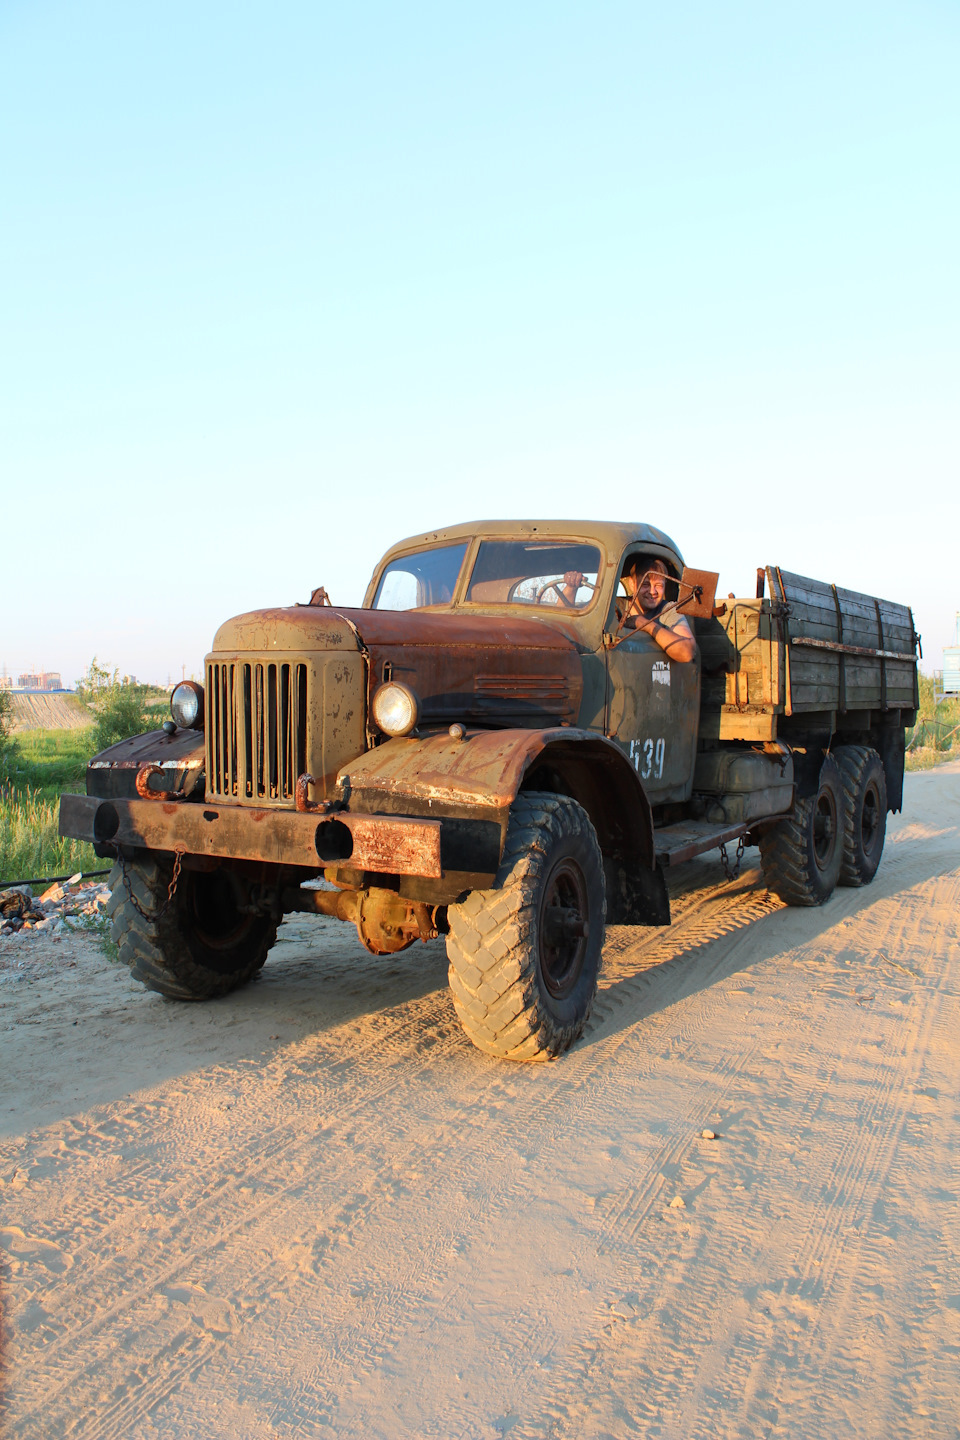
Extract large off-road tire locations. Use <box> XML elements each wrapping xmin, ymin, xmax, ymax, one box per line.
<box><xmin>835</xmin><ymin>745</ymin><xmax>887</xmax><ymax>887</ymax></box>
<box><xmin>106</xmin><ymin>857</ymin><xmax>277</xmax><ymax>1000</ymax></box>
<box><xmin>759</xmin><ymin>755</ymin><xmax>844</xmax><ymax>906</ymax></box>
<box><xmin>446</xmin><ymin>792</ymin><xmax>605</xmax><ymax>1062</ymax></box>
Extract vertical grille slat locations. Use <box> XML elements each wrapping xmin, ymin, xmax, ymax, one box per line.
<box><xmin>268</xmin><ymin>663</ymin><xmax>279</xmax><ymax>798</ymax></box>
<box><xmin>255</xmin><ymin>665</ymin><xmax>264</xmax><ymax>798</ymax></box>
<box><xmin>296</xmin><ymin>665</ymin><xmax>307</xmax><ymax>782</ymax></box>
<box><xmin>242</xmin><ymin>664</ymin><xmax>253</xmax><ymax>799</ymax></box>
<box><xmin>280</xmin><ymin>664</ymin><xmax>291</xmax><ymax>797</ymax></box>
<box><xmin>228</xmin><ymin>664</ymin><xmax>237</xmax><ymax>796</ymax></box>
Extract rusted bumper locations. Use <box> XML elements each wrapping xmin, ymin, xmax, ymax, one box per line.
<box><xmin>58</xmin><ymin>794</ymin><xmax>442</xmax><ymax>878</ymax></box>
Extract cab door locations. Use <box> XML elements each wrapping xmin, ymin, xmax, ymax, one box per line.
<box><xmin>604</xmin><ymin>627</ymin><xmax>701</xmax><ymax>805</ymax></box>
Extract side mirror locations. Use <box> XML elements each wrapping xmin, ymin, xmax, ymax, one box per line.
<box><xmin>675</xmin><ymin>567</ymin><xmax>721</xmax><ymax>618</ymax></box>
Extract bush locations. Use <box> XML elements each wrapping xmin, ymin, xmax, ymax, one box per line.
<box><xmin>905</xmin><ymin>673</ymin><xmax>960</xmax><ymax>771</ymax></box>
<box><xmin>76</xmin><ymin>657</ymin><xmax>150</xmax><ymax>752</ymax></box>
<box><xmin>0</xmin><ymin>690</ymin><xmax>19</xmax><ymax>784</ymax></box>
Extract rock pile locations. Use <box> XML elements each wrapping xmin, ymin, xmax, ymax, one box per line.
<box><xmin>0</xmin><ymin>874</ymin><xmax>111</xmax><ymax>937</ymax></box>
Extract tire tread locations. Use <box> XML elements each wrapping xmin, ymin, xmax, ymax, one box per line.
<box><xmin>108</xmin><ymin>858</ymin><xmax>276</xmax><ymax>1000</ymax></box>
<box><xmin>446</xmin><ymin>792</ymin><xmax>605</xmax><ymax>1062</ymax></box>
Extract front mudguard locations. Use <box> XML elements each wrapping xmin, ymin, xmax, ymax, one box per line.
<box><xmin>86</xmin><ymin>728</ymin><xmax>205</xmax><ymax>801</ymax></box>
<box><xmin>340</xmin><ymin>727</ymin><xmax>666</xmax><ymax>924</ymax></box>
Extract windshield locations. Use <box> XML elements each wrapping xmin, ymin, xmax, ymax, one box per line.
<box><xmin>465</xmin><ymin>540</ymin><xmax>601</xmax><ymax>609</ymax></box>
<box><xmin>372</xmin><ymin>542</ymin><xmax>468</xmax><ymax>610</ymax></box>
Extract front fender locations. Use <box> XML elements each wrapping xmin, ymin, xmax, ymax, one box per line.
<box><xmin>341</xmin><ymin>728</ymin><xmax>662</xmax><ymax>921</ymax></box>
<box><xmin>86</xmin><ymin>728</ymin><xmax>206</xmax><ymax>800</ymax></box>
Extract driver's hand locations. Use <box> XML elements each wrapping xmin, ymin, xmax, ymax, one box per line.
<box><xmin>563</xmin><ymin>571</ymin><xmax>584</xmax><ymax>590</ymax></box>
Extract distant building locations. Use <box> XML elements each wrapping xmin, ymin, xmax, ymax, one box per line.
<box><xmin>0</xmin><ymin>674</ymin><xmax>12</xmax><ymax>690</ymax></box>
<box><xmin>16</xmin><ymin>671</ymin><xmax>62</xmax><ymax>691</ymax></box>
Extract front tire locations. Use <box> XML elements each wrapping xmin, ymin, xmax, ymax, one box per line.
<box><xmin>835</xmin><ymin>745</ymin><xmax>887</xmax><ymax>886</ymax></box>
<box><xmin>759</xmin><ymin>755</ymin><xmax>843</xmax><ymax>906</ymax></box>
<box><xmin>446</xmin><ymin>792</ymin><xmax>606</xmax><ymax>1062</ymax></box>
<box><xmin>106</xmin><ymin>857</ymin><xmax>277</xmax><ymax>999</ymax></box>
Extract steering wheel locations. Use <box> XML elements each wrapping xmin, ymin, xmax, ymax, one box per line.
<box><xmin>534</xmin><ymin>578</ymin><xmax>598</xmax><ymax>607</ymax></box>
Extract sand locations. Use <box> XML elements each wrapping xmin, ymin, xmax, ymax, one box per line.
<box><xmin>1</xmin><ymin>763</ymin><xmax>958</xmax><ymax>1439</ymax></box>
<box><xmin>7</xmin><ymin>694</ymin><xmax>92</xmax><ymax>733</ymax></box>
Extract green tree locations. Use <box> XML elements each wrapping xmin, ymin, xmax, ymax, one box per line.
<box><xmin>76</xmin><ymin>658</ymin><xmax>150</xmax><ymax>751</ymax></box>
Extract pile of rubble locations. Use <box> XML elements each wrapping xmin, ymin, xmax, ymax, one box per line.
<box><xmin>0</xmin><ymin>874</ymin><xmax>111</xmax><ymax>937</ymax></box>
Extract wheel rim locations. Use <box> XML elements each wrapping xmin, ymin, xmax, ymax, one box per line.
<box><xmin>861</xmin><ymin>780</ymin><xmax>882</xmax><ymax>857</ymax></box>
<box><xmin>189</xmin><ymin>871</ymin><xmax>256</xmax><ymax>951</ymax></box>
<box><xmin>538</xmin><ymin>858</ymin><xmax>590</xmax><ymax>1000</ymax></box>
<box><xmin>813</xmin><ymin>789</ymin><xmax>838</xmax><ymax>871</ymax></box>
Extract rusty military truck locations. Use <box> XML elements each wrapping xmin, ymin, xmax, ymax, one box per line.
<box><xmin>59</xmin><ymin>520</ymin><xmax>920</xmax><ymax>1062</ymax></box>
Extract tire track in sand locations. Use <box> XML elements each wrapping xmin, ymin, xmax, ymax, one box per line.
<box><xmin>8</xmin><ymin>869</ymin><xmax>794</xmax><ymax>1439</ymax></box>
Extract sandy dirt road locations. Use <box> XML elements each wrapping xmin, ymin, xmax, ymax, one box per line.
<box><xmin>1</xmin><ymin>765</ymin><xmax>958</xmax><ymax>1439</ymax></box>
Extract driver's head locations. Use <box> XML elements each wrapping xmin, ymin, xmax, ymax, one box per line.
<box><xmin>623</xmin><ymin>555</ymin><xmax>669</xmax><ymax>612</ymax></box>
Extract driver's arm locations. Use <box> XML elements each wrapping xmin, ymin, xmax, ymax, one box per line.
<box><xmin>556</xmin><ymin>570</ymin><xmax>585</xmax><ymax>606</ymax></box>
<box><xmin>632</xmin><ymin>611</ymin><xmax>696</xmax><ymax>662</ymax></box>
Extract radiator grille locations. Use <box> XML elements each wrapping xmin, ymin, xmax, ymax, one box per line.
<box><xmin>206</xmin><ymin>661</ymin><xmax>308</xmax><ymax>803</ymax></box>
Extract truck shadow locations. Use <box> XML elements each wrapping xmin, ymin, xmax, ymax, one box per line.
<box><xmin>583</xmin><ymin>830</ymin><xmax>960</xmax><ymax>1050</ymax></box>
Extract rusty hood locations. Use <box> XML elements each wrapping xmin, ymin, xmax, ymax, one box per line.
<box><xmin>211</xmin><ymin>605</ymin><xmax>583</xmax><ymax>729</ymax></box>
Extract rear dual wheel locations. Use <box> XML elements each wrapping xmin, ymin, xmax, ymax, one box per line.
<box><xmin>835</xmin><ymin>745</ymin><xmax>887</xmax><ymax>887</ymax></box>
<box><xmin>760</xmin><ymin>746</ymin><xmax>888</xmax><ymax>905</ymax></box>
<box><xmin>760</xmin><ymin>756</ymin><xmax>844</xmax><ymax>906</ymax></box>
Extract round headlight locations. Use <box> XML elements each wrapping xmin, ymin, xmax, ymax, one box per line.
<box><xmin>371</xmin><ymin>682</ymin><xmax>419</xmax><ymax>737</ymax></box>
<box><xmin>171</xmin><ymin>681</ymin><xmax>205</xmax><ymax>730</ymax></box>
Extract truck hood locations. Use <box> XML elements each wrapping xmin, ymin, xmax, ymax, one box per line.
<box><xmin>212</xmin><ymin>605</ymin><xmax>581</xmax><ymax>655</ymax></box>
<box><xmin>211</xmin><ymin>606</ymin><xmax>584</xmax><ymax>729</ymax></box>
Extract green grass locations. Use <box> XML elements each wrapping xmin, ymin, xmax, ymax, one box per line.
<box><xmin>0</xmin><ymin>787</ymin><xmax>104</xmax><ymax>885</ymax></box>
<box><xmin>905</xmin><ymin>675</ymin><xmax>960</xmax><ymax>772</ymax></box>
<box><xmin>10</xmin><ymin>728</ymin><xmax>97</xmax><ymax>798</ymax></box>
<box><xmin>1</xmin><ymin>708</ymin><xmax>172</xmax><ymax>886</ymax></box>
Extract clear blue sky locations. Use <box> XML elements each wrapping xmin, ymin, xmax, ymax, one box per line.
<box><xmin>2</xmin><ymin>0</ymin><xmax>957</xmax><ymax>684</ymax></box>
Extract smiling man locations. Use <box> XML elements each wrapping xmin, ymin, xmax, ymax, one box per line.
<box><xmin>618</xmin><ymin>556</ymin><xmax>697</xmax><ymax>662</ymax></box>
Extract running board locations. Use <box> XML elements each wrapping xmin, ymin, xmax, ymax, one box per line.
<box><xmin>654</xmin><ymin>819</ymin><xmax>749</xmax><ymax>867</ymax></box>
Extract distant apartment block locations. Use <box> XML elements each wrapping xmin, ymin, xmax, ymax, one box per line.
<box><xmin>17</xmin><ymin>671</ymin><xmax>63</xmax><ymax>691</ymax></box>
<box><xmin>0</xmin><ymin>674</ymin><xmax>13</xmax><ymax>690</ymax></box>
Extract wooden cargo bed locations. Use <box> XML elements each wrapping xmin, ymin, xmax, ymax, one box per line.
<box><xmin>697</xmin><ymin>566</ymin><xmax>919</xmax><ymax>743</ymax></box>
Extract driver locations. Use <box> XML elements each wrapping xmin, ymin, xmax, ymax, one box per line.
<box><xmin>618</xmin><ymin>556</ymin><xmax>696</xmax><ymax>662</ymax></box>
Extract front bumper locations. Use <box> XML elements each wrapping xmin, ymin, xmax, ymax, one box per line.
<box><xmin>59</xmin><ymin>794</ymin><xmax>442</xmax><ymax>878</ymax></box>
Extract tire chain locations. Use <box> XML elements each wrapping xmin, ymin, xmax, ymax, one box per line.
<box><xmin>117</xmin><ymin>848</ymin><xmax>184</xmax><ymax>922</ymax></box>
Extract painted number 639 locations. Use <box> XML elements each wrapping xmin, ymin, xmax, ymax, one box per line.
<box><xmin>629</xmin><ymin>736</ymin><xmax>665</xmax><ymax>780</ymax></box>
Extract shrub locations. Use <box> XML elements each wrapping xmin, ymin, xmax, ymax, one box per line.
<box><xmin>76</xmin><ymin>657</ymin><xmax>150</xmax><ymax>752</ymax></box>
<box><xmin>0</xmin><ymin>690</ymin><xmax>19</xmax><ymax>784</ymax></box>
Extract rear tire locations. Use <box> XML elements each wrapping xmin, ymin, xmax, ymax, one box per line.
<box><xmin>446</xmin><ymin>792</ymin><xmax>606</xmax><ymax>1062</ymax></box>
<box><xmin>835</xmin><ymin>745</ymin><xmax>887</xmax><ymax>886</ymax></box>
<box><xmin>759</xmin><ymin>755</ymin><xmax>843</xmax><ymax>906</ymax></box>
<box><xmin>106</xmin><ymin>857</ymin><xmax>277</xmax><ymax>999</ymax></box>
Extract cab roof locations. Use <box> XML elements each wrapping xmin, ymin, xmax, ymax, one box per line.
<box><xmin>368</xmin><ymin>518</ymin><xmax>684</xmax><ymax>589</ymax></box>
